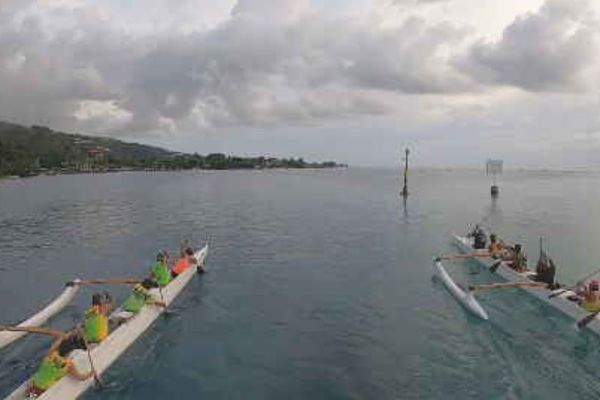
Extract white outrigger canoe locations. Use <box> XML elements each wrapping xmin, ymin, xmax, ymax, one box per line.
<box><xmin>452</xmin><ymin>234</ymin><xmax>600</xmax><ymax>333</ymax></box>
<box><xmin>0</xmin><ymin>286</ymin><xmax>79</xmax><ymax>350</ymax></box>
<box><xmin>434</xmin><ymin>260</ymin><xmax>488</xmax><ymax>320</ymax></box>
<box><xmin>5</xmin><ymin>245</ymin><xmax>208</xmax><ymax>400</ymax></box>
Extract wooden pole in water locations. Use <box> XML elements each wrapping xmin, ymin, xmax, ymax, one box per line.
<box><xmin>401</xmin><ymin>148</ymin><xmax>409</xmax><ymax>197</ymax></box>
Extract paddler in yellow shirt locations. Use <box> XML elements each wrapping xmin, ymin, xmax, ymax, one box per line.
<box><xmin>83</xmin><ymin>292</ymin><xmax>115</xmax><ymax>343</ymax></box>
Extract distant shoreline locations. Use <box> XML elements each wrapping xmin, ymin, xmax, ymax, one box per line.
<box><xmin>0</xmin><ymin>165</ymin><xmax>349</xmax><ymax>181</ymax></box>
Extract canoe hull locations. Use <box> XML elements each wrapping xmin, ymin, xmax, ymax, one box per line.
<box><xmin>5</xmin><ymin>245</ymin><xmax>208</xmax><ymax>400</ymax></box>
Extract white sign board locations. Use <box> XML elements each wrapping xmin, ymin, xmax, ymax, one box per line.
<box><xmin>486</xmin><ymin>159</ymin><xmax>503</xmax><ymax>176</ymax></box>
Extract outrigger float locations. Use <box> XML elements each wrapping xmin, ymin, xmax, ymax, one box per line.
<box><xmin>2</xmin><ymin>245</ymin><xmax>208</xmax><ymax>400</ymax></box>
<box><xmin>0</xmin><ymin>285</ymin><xmax>80</xmax><ymax>350</ymax></box>
<box><xmin>435</xmin><ymin>233</ymin><xmax>600</xmax><ymax>333</ymax></box>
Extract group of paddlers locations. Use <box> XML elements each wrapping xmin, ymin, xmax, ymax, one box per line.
<box><xmin>467</xmin><ymin>225</ymin><xmax>600</xmax><ymax>313</ymax></box>
<box><xmin>467</xmin><ymin>226</ymin><xmax>539</xmax><ymax>277</ymax></box>
<box><xmin>26</xmin><ymin>240</ymin><xmax>200</xmax><ymax>397</ymax></box>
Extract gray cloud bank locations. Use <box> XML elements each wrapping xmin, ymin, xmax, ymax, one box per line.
<box><xmin>0</xmin><ymin>0</ymin><xmax>598</xmax><ymax>138</ymax></box>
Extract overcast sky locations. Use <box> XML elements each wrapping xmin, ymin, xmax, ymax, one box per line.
<box><xmin>1</xmin><ymin>0</ymin><xmax>599</xmax><ymax>167</ymax></box>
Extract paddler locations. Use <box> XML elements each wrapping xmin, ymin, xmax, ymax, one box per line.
<box><xmin>582</xmin><ymin>280</ymin><xmax>600</xmax><ymax>312</ymax></box>
<box><xmin>28</xmin><ymin>330</ymin><xmax>92</xmax><ymax>397</ymax></box>
<box><xmin>180</xmin><ymin>239</ymin><xmax>193</xmax><ymax>257</ymax></box>
<box><xmin>83</xmin><ymin>292</ymin><xmax>115</xmax><ymax>344</ymax></box>
<box><xmin>150</xmin><ymin>251</ymin><xmax>171</xmax><ymax>287</ymax></box>
<box><xmin>488</xmin><ymin>234</ymin><xmax>505</xmax><ymax>257</ymax></box>
<box><xmin>122</xmin><ymin>278</ymin><xmax>167</xmax><ymax>314</ymax></box>
<box><xmin>172</xmin><ymin>247</ymin><xmax>199</xmax><ymax>277</ymax></box>
<box><xmin>504</xmin><ymin>244</ymin><xmax>528</xmax><ymax>272</ymax></box>
<box><xmin>468</xmin><ymin>225</ymin><xmax>487</xmax><ymax>249</ymax></box>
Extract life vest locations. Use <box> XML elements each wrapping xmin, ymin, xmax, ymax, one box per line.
<box><xmin>123</xmin><ymin>284</ymin><xmax>150</xmax><ymax>313</ymax></box>
<box><xmin>31</xmin><ymin>352</ymin><xmax>71</xmax><ymax>390</ymax></box>
<box><xmin>84</xmin><ymin>305</ymin><xmax>109</xmax><ymax>342</ymax></box>
<box><xmin>151</xmin><ymin>261</ymin><xmax>171</xmax><ymax>287</ymax></box>
<box><xmin>173</xmin><ymin>257</ymin><xmax>191</xmax><ymax>275</ymax></box>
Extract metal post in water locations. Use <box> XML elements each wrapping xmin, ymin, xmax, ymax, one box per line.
<box><xmin>401</xmin><ymin>148</ymin><xmax>409</xmax><ymax>197</ymax></box>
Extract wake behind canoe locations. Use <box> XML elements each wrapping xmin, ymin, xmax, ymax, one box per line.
<box><xmin>5</xmin><ymin>245</ymin><xmax>208</xmax><ymax>400</ymax></box>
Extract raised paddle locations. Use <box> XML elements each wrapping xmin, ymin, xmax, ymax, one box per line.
<box><xmin>577</xmin><ymin>310</ymin><xmax>600</xmax><ymax>329</ymax></box>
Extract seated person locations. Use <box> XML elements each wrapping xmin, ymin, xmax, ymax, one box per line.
<box><xmin>487</xmin><ymin>234</ymin><xmax>505</xmax><ymax>257</ymax></box>
<box><xmin>172</xmin><ymin>247</ymin><xmax>199</xmax><ymax>277</ymax></box>
<box><xmin>84</xmin><ymin>292</ymin><xmax>115</xmax><ymax>344</ymax></box>
<box><xmin>151</xmin><ymin>252</ymin><xmax>171</xmax><ymax>287</ymax></box>
<box><xmin>582</xmin><ymin>280</ymin><xmax>600</xmax><ymax>312</ymax></box>
<box><xmin>28</xmin><ymin>330</ymin><xmax>92</xmax><ymax>397</ymax></box>
<box><xmin>509</xmin><ymin>244</ymin><xmax>528</xmax><ymax>272</ymax></box>
<box><xmin>473</xmin><ymin>230</ymin><xmax>487</xmax><ymax>250</ymax></box>
<box><xmin>118</xmin><ymin>279</ymin><xmax>167</xmax><ymax>319</ymax></box>
<box><xmin>535</xmin><ymin>253</ymin><xmax>557</xmax><ymax>285</ymax></box>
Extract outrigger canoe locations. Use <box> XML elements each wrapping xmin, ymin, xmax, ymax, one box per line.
<box><xmin>434</xmin><ymin>260</ymin><xmax>488</xmax><ymax>320</ymax></box>
<box><xmin>452</xmin><ymin>234</ymin><xmax>600</xmax><ymax>333</ymax></box>
<box><xmin>5</xmin><ymin>245</ymin><xmax>208</xmax><ymax>400</ymax></box>
<box><xmin>0</xmin><ymin>285</ymin><xmax>79</xmax><ymax>350</ymax></box>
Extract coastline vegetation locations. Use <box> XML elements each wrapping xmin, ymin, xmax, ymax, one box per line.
<box><xmin>0</xmin><ymin>122</ymin><xmax>345</xmax><ymax>177</ymax></box>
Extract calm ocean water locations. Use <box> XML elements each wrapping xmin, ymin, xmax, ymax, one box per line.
<box><xmin>2</xmin><ymin>168</ymin><xmax>600</xmax><ymax>399</ymax></box>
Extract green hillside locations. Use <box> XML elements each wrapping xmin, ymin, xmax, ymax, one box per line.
<box><xmin>0</xmin><ymin>122</ymin><xmax>344</xmax><ymax>177</ymax></box>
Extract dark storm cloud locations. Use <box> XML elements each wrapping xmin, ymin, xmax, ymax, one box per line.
<box><xmin>457</xmin><ymin>0</ymin><xmax>599</xmax><ymax>91</ymax></box>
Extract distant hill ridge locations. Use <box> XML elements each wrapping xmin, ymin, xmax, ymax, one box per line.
<box><xmin>0</xmin><ymin>121</ymin><xmax>344</xmax><ymax>177</ymax></box>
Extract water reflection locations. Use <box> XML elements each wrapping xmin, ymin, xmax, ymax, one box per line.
<box><xmin>482</xmin><ymin>195</ymin><xmax>502</xmax><ymax>231</ymax></box>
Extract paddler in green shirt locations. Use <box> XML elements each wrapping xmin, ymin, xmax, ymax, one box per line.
<box><xmin>150</xmin><ymin>252</ymin><xmax>171</xmax><ymax>287</ymax></box>
<box><xmin>28</xmin><ymin>330</ymin><xmax>92</xmax><ymax>397</ymax></box>
<box><xmin>123</xmin><ymin>279</ymin><xmax>167</xmax><ymax>314</ymax></box>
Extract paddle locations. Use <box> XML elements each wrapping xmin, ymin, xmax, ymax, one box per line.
<box><xmin>577</xmin><ymin>311</ymin><xmax>600</xmax><ymax>329</ymax></box>
<box><xmin>0</xmin><ymin>325</ymin><xmax>65</xmax><ymax>338</ymax></box>
<box><xmin>68</xmin><ymin>278</ymin><xmax>142</xmax><ymax>286</ymax></box>
<box><xmin>79</xmin><ymin>327</ymin><xmax>104</xmax><ymax>389</ymax></box>
<box><xmin>548</xmin><ymin>267</ymin><xmax>600</xmax><ymax>299</ymax></box>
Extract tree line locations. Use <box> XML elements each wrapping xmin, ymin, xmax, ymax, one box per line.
<box><xmin>0</xmin><ymin>122</ymin><xmax>344</xmax><ymax>177</ymax></box>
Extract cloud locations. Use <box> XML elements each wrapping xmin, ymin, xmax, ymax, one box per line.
<box><xmin>0</xmin><ymin>0</ymin><xmax>474</xmax><ymax>136</ymax></box>
<box><xmin>0</xmin><ymin>0</ymin><xmax>598</xmax><ymax>158</ymax></box>
<box><xmin>457</xmin><ymin>0</ymin><xmax>599</xmax><ymax>92</ymax></box>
